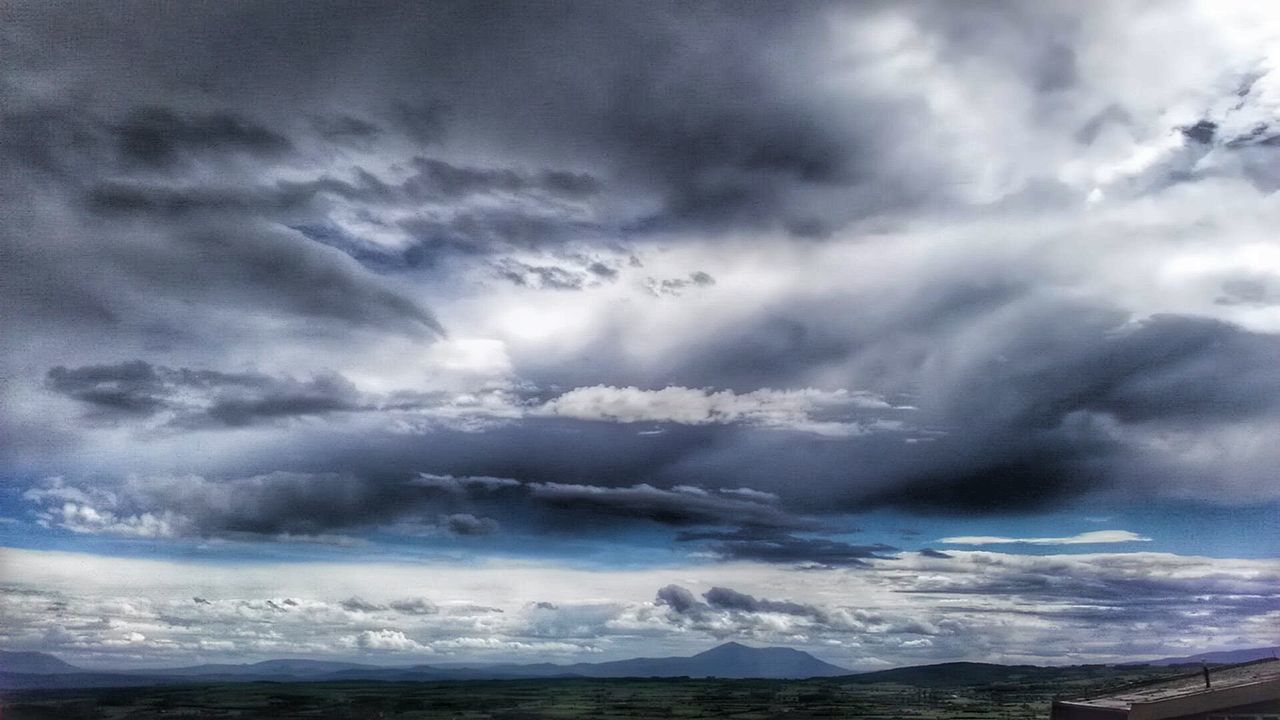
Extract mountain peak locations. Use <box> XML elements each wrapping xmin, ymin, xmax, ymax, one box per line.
<box><xmin>0</xmin><ymin>650</ymin><xmax>83</xmax><ymax>674</ymax></box>
<box><xmin>693</xmin><ymin>641</ymin><xmax>757</xmax><ymax>658</ymax></box>
<box><xmin>685</xmin><ymin>642</ymin><xmax>847</xmax><ymax>677</ymax></box>
<box><xmin>697</xmin><ymin>641</ymin><xmax>804</xmax><ymax>657</ymax></box>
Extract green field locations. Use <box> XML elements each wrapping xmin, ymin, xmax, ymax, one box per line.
<box><xmin>0</xmin><ymin>665</ymin><xmax>1185</xmax><ymax>720</ymax></box>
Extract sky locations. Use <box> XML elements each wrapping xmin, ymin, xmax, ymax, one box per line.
<box><xmin>1</xmin><ymin>0</ymin><xmax>1279</xmax><ymax>671</ymax></box>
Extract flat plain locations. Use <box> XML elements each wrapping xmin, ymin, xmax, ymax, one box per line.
<box><xmin>0</xmin><ymin>664</ymin><xmax>1187</xmax><ymax>719</ymax></box>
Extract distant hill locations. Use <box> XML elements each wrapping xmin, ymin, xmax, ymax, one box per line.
<box><xmin>546</xmin><ymin>642</ymin><xmax>849</xmax><ymax>679</ymax></box>
<box><xmin>0</xmin><ymin>643</ymin><xmax>845</xmax><ymax>688</ymax></box>
<box><xmin>1139</xmin><ymin>646</ymin><xmax>1280</xmax><ymax>666</ymax></box>
<box><xmin>5</xmin><ymin>642</ymin><xmax>1274</xmax><ymax>691</ymax></box>
<box><xmin>316</xmin><ymin>642</ymin><xmax>848</xmax><ymax>681</ymax></box>
<box><xmin>0</xmin><ymin>651</ymin><xmax>83</xmax><ymax>674</ymax></box>
<box><xmin>129</xmin><ymin>658</ymin><xmax>380</xmax><ymax>677</ymax></box>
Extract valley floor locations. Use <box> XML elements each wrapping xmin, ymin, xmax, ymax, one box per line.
<box><xmin>0</xmin><ymin>666</ymin><xmax>1184</xmax><ymax>720</ymax></box>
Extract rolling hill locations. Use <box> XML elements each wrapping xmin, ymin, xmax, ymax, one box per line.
<box><xmin>1140</xmin><ymin>646</ymin><xmax>1280</xmax><ymax>666</ymax></box>
<box><xmin>0</xmin><ymin>642</ymin><xmax>847</xmax><ymax>688</ymax></box>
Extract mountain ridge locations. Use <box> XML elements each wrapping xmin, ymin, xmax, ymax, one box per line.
<box><xmin>4</xmin><ymin>643</ymin><xmax>1277</xmax><ymax>690</ymax></box>
<box><xmin>1137</xmin><ymin>646</ymin><xmax>1280</xmax><ymax>666</ymax></box>
<box><xmin>0</xmin><ymin>642</ymin><xmax>847</xmax><ymax>688</ymax></box>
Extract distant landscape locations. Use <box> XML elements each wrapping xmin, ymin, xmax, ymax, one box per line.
<box><xmin>2</xmin><ymin>643</ymin><xmax>1277</xmax><ymax>719</ymax></box>
<box><xmin>6</xmin><ymin>1</ymin><xmax>1280</xmax><ymax>718</ymax></box>
<box><xmin>5</xmin><ymin>642</ymin><xmax>1277</xmax><ymax>690</ymax></box>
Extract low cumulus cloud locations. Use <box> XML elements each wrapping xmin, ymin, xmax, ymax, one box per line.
<box><xmin>349</xmin><ymin>629</ymin><xmax>426</xmax><ymax>652</ymax></box>
<box><xmin>654</xmin><ymin>584</ymin><xmax>861</xmax><ymax>636</ymax></box>
<box><xmin>4</xmin><ymin>547</ymin><xmax>1278</xmax><ymax>667</ymax></box>
<box><xmin>341</xmin><ymin>597</ymin><xmax>439</xmax><ymax>616</ymax></box>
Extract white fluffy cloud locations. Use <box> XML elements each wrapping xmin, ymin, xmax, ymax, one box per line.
<box><xmin>349</xmin><ymin>629</ymin><xmax>428</xmax><ymax>652</ymax></box>
<box><xmin>538</xmin><ymin>385</ymin><xmax>906</xmax><ymax>436</ymax></box>
<box><xmin>939</xmin><ymin>530</ymin><xmax>1152</xmax><ymax>546</ymax></box>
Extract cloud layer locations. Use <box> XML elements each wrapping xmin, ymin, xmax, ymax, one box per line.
<box><xmin>3</xmin><ymin>0</ymin><xmax>1280</xmax><ymax>666</ymax></box>
<box><xmin>7</xmin><ymin>0</ymin><xmax>1280</xmax><ymax>523</ymax></box>
<box><xmin>3</xmin><ymin>547</ymin><xmax>1276</xmax><ymax>668</ymax></box>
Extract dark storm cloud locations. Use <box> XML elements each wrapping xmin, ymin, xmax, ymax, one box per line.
<box><xmin>143</xmin><ymin>473</ymin><xmax>435</xmax><ymax>538</ymax></box>
<box><xmin>905</xmin><ymin>564</ymin><xmax>1268</xmax><ymax>605</ymax></box>
<box><xmin>289</xmin><ymin>224</ymin><xmax>420</xmax><ymax>272</ymax></box>
<box><xmin>398</xmin><ymin>210</ymin><xmax>603</xmax><ymax>260</ymax></box>
<box><xmin>655</xmin><ymin>585</ymin><xmax>702</xmax><ymax>615</ymax></box>
<box><xmin>311</xmin><ymin>115</ymin><xmax>383</xmax><ymax>144</ymax></box>
<box><xmin>390</xmin><ymin>101</ymin><xmax>449</xmax><ymax>146</ymax></box>
<box><xmin>289</xmin><ymin>422</ymin><xmax>776</xmax><ymax>504</ymax></box>
<box><xmin>495</xmin><ymin>260</ymin><xmax>593</xmax><ymax>291</ymax></box>
<box><xmin>7</xmin><ymin>0</ymin><xmax>1280</xmax><ymax>540</ymax></box>
<box><xmin>574</xmin><ymin>279</ymin><xmax>1028</xmax><ymax>393</ymax></box>
<box><xmin>2</xmin><ymin>0</ymin><xmax>944</xmax><ymax>251</ymax></box>
<box><xmin>46</xmin><ymin>361</ymin><xmax>366</xmax><ymax>427</ymax></box>
<box><xmin>112</xmin><ymin>107</ymin><xmax>292</xmax><ymax>167</ymax></box>
<box><xmin>46</xmin><ymin>361</ymin><xmax>170</xmax><ymax>416</ymax></box>
<box><xmin>677</xmin><ymin>529</ymin><xmax>897</xmax><ymax>567</ymax></box>
<box><xmin>202</xmin><ymin>382</ymin><xmax>362</xmax><ymax>429</ymax></box>
<box><xmin>918</xmin><ymin>549</ymin><xmax>953</xmax><ymax>559</ymax></box>
<box><xmin>389</xmin><ymin>598</ymin><xmax>440</xmax><ymax>615</ymax></box>
<box><xmin>411</xmin><ymin>475</ymin><xmax>824</xmax><ymax>535</ymax></box>
<box><xmin>119</xmin><ymin>223</ymin><xmax>443</xmax><ymax>334</ymax></box>
<box><xmin>703</xmin><ymin>586</ymin><xmax>824</xmax><ymax>617</ymax></box>
<box><xmin>22</xmin><ymin>469</ymin><xmax>824</xmax><ymax>542</ymax></box>
<box><xmin>43</xmin><ymin>308</ymin><xmax>1270</xmax><ymax>517</ymax></box>
<box><xmin>340</xmin><ymin>596</ymin><xmax>385</xmax><ymax>613</ymax></box>
<box><xmin>258</xmin><ymin>157</ymin><xmax>601</xmax><ymax>209</ymax></box>
<box><xmin>84</xmin><ymin>153</ymin><xmax>600</xmax><ymax>253</ymax></box>
<box><xmin>655</xmin><ymin>585</ymin><xmax>847</xmax><ymax>629</ymax></box>
<box><xmin>870</xmin><ymin>312</ymin><xmax>1280</xmax><ymax>511</ymax></box>
<box><xmin>1181</xmin><ymin>119</ymin><xmax>1218</xmax><ymax>145</ymax></box>
<box><xmin>644</xmin><ymin>271</ymin><xmax>717</xmax><ymax>297</ymax></box>
<box><xmin>525</xmin><ymin>482</ymin><xmax>819</xmax><ymax>530</ymax></box>
<box><xmin>1216</xmin><ymin>276</ymin><xmax>1280</xmax><ymax>307</ymax></box>
<box><xmin>587</xmin><ymin>262</ymin><xmax>618</xmax><ymax>279</ymax></box>
<box><xmin>440</xmin><ymin>513</ymin><xmax>499</xmax><ymax>537</ymax></box>
<box><xmin>340</xmin><ymin>596</ymin><xmax>438</xmax><ymax>615</ymax></box>
<box><xmin>895</xmin><ymin>554</ymin><xmax>1280</xmax><ymax>628</ymax></box>
<box><xmin>36</xmin><ymin>303</ymin><xmax>1280</xmax><ymax>521</ymax></box>
<box><xmin>612</xmin><ymin>94</ymin><xmax>857</xmax><ymax>233</ymax></box>
<box><xmin>402</xmin><ymin>158</ymin><xmax>600</xmax><ymax>200</ymax></box>
<box><xmin>86</xmin><ymin>182</ymin><xmax>312</xmax><ymax>219</ymax></box>
<box><xmin>1006</xmin><ymin>314</ymin><xmax>1280</xmax><ymax>425</ymax></box>
<box><xmin>4</xmin><ymin>168</ymin><xmax>441</xmax><ymax>335</ymax></box>
<box><xmin>538</xmin><ymin>295</ymin><xmax>1280</xmax><ymax>512</ymax></box>
<box><xmin>3</xmin><ymin>0</ymin><xmax>956</xmax><ymax>499</ymax></box>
